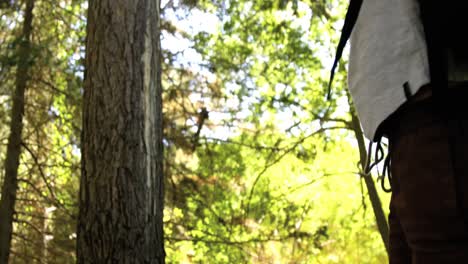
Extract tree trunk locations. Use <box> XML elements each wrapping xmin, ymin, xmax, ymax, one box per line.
<box><xmin>0</xmin><ymin>0</ymin><xmax>35</xmax><ymax>262</ymax></box>
<box><xmin>76</xmin><ymin>0</ymin><xmax>165</xmax><ymax>263</ymax></box>
<box><xmin>350</xmin><ymin>110</ymin><xmax>390</xmax><ymax>255</ymax></box>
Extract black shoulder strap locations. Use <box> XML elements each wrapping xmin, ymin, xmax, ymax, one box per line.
<box><xmin>418</xmin><ymin>1</ymin><xmax>468</xmax><ymax>229</ymax></box>
<box><xmin>327</xmin><ymin>0</ymin><xmax>363</xmax><ymax>99</ymax></box>
<box><xmin>417</xmin><ymin>0</ymin><xmax>447</xmax><ymax>103</ymax></box>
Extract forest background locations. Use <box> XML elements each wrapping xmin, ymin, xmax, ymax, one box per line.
<box><xmin>0</xmin><ymin>0</ymin><xmax>391</xmax><ymax>263</ymax></box>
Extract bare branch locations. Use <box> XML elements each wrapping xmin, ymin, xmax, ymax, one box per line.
<box><xmin>244</xmin><ymin>125</ymin><xmax>348</xmax><ymax>217</ymax></box>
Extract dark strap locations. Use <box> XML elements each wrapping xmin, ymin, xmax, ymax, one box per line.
<box><xmin>418</xmin><ymin>1</ymin><xmax>468</xmax><ymax>228</ymax></box>
<box><xmin>417</xmin><ymin>0</ymin><xmax>447</xmax><ymax>104</ymax></box>
<box><xmin>327</xmin><ymin>0</ymin><xmax>363</xmax><ymax>99</ymax></box>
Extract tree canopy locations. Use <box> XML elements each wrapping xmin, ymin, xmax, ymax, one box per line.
<box><xmin>0</xmin><ymin>0</ymin><xmax>390</xmax><ymax>263</ymax></box>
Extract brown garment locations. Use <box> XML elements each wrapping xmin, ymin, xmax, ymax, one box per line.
<box><xmin>384</xmin><ymin>88</ymin><xmax>468</xmax><ymax>263</ymax></box>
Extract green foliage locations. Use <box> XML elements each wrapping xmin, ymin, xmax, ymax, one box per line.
<box><xmin>0</xmin><ymin>0</ymin><xmax>84</xmax><ymax>262</ymax></box>
<box><xmin>162</xmin><ymin>0</ymin><xmax>389</xmax><ymax>262</ymax></box>
<box><xmin>0</xmin><ymin>0</ymin><xmax>389</xmax><ymax>263</ymax></box>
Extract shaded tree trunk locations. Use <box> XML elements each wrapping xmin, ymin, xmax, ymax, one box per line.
<box><xmin>350</xmin><ymin>110</ymin><xmax>390</xmax><ymax>254</ymax></box>
<box><xmin>76</xmin><ymin>0</ymin><xmax>165</xmax><ymax>263</ymax></box>
<box><xmin>0</xmin><ymin>0</ymin><xmax>35</xmax><ymax>262</ymax></box>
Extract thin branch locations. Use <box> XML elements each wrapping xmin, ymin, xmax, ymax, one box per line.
<box><xmin>16</xmin><ymin>211</ymin><xmax>69</xmax><ymax>223</ymax></box>
<box><xmin>167</xmin><ymin>231</ymin><xmax>312</xmax><ymax>245</ymax></box>
<box><xmin>273</xmin><ymin>171</ymin><xmax>357</xmax><ymax>199</ymax></box>
<box><xmin>11</xmin><ymin>232</ymin><xmax>65</xmax><ymax>259</ymax></box>
<box><xmin>14</xmin><ymin>219</ymin><xmax>45</xmax><ymax>236</ymax></box>
<box><xmin>244</xmin><ymin>125</ymin><xmax>348</xmax><ymax>217</ymax></box>
<box><xmin>202</xmin><ymin>137</ymin><xmax>280</xmax><ymax>151</ymax></box>
<box><xmin>9</xmin><ymin>250</ymin><xmax>45</xmax><ymax>264</ymax></box>
<box><xmin>21</xmin><ymin>142</ymin><xmax>58</xmax><ymax>206</ymax></box>
<box><xmin>16</xmin><ymin>178</ymin><xmax>76</xmax><ymax>217</ymax></box>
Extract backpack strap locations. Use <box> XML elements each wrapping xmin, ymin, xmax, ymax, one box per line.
<box><xmin>327</xmin><ymin>0</ymin><xmax>363</xmax><ymax>100</ymax></box>
<box><xmin>417</xmin><ymin>0</ymin><xmax>447</xmax><ymax>103</ymax></box>
<box><xmin>418</xmin><ymin>1</ymin><xmax>468</xmax><ymax>229</ymax></box>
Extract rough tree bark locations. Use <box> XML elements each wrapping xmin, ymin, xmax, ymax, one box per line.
<box><xmin>350</xmin><ymin>110</ymin><xmax>390</xmax><ymax>254</ymax></box>
<box><xmin>76</xmin><ymin>0</ymin><xmax>165</xmax><ymax>263</ymax></box>
<box><xmin>0</xmin><ymin>0</ymin><xmax>35</xmax><ymax>262</ymax></box>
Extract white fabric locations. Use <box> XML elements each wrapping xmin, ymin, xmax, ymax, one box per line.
<box><xmin>348</xmin><ymin>0</ymin><xmax>430</xmax><ymax>140</ymax></box>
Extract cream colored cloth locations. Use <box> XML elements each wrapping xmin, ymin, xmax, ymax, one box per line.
<box><xmin>348</xmin><ymin>0</ymin><xmax>430</xmax><ymax>140</ymax></box>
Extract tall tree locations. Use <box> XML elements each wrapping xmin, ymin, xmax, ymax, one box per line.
<box><xmin>77</xmin><ymin>0</ymin><xmax>165</xmax><ymax>262</ymax></box>
<box><xmin>0</xmin><ymin>0</ymin><xmax>35</xmax><ymax>262</ymax></box>
<box><xmin>0</xmin><ymin>0</ymin><xmax>85</xmax><ymax>262</ymax></box>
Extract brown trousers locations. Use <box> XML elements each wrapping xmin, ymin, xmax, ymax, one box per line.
<box><xmin>386</xmin><ymin>90</ymin><xmax>468</xmax><ymax>263</ymax></box>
